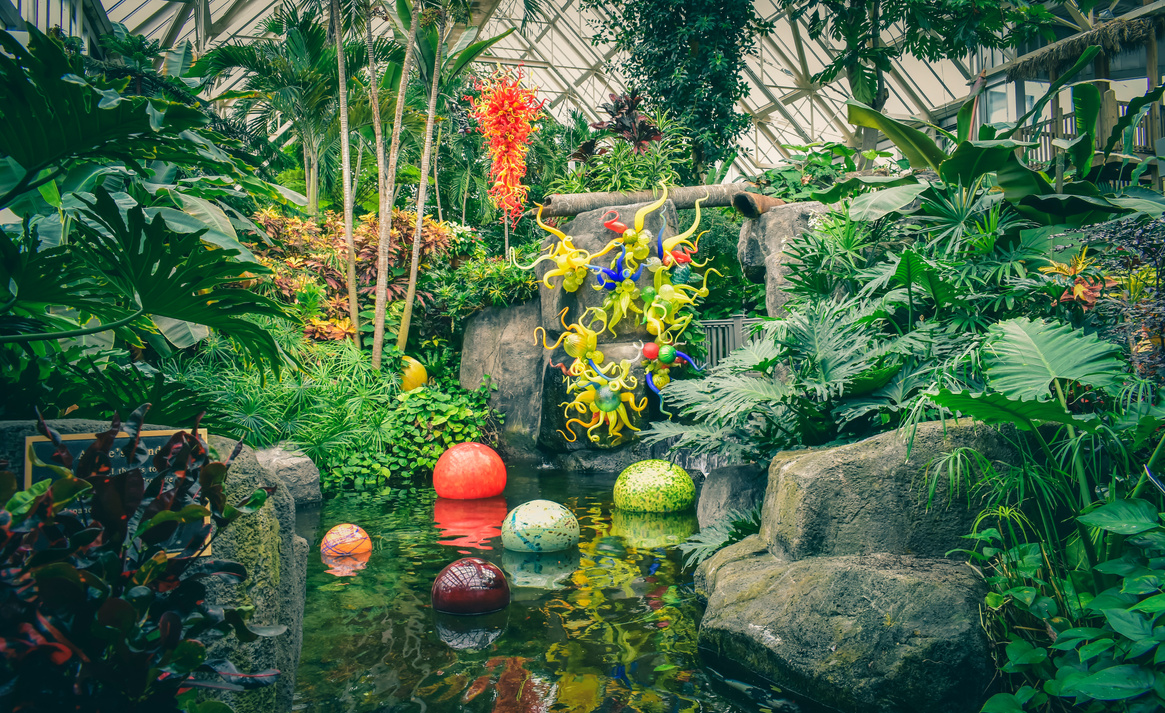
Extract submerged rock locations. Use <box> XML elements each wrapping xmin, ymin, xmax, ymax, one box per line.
<box><xmin>697</xmin><ymin>536</ymin><xmax>991</xmax><ymax>713</ymax></box>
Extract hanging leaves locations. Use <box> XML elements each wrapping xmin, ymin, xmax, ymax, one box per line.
<box><xmin>466</xmin><ymin>68</ymin><xmax>545</xmax><ymax>225</ymax></box>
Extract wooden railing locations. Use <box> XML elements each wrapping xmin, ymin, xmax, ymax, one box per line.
<box><xmin>700</xmin><ymin>314</ymin><xmax>764</xmax><ymax>369</ymax></box>
<box><xmin>1013</xmin><ymin>100</ymin><xmax>1156</xmax><ymax>166</ymax></box>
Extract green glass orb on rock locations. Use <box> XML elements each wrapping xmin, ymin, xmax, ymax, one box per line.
<box><xmin>613</xmin><ymin>459</ymin><xmax>695</xmax><ymax>513</ymax></box>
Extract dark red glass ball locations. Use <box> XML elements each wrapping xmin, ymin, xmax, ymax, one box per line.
<box><xmin>431</xmin><ymin>557</ymin><xmax>510</xmax><ymax>615</ymax></box>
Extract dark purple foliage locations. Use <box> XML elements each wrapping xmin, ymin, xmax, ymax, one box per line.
<box><xmin>0</xmin><ymin>405</ymin><xmax>283</xmax><ymax>712</ymax></box>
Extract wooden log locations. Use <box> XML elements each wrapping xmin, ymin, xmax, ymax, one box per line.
<box><xmin>526</xmin><ymin>184</ymin><xmax>750</xmax><ymax>218</ymax></box>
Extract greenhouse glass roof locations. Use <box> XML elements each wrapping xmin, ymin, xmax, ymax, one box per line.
<box><xmin>101</xmin><ymin>0</ymin><xmax>980</xmax><ymax>175</ymax></box>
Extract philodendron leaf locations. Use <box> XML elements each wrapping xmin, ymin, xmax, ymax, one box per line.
<box><xmin>931</xmin><ymin>389</ymin><xmax>1100</xmax><ymax>432</ymax></box>
<box><xmin>1077</xmin><ymin>499</ymin><xmax>1159</xmax><ymax>535</ymax></box>
<box><xmin>848</xmin><ymin>183</ymin><xmax>928</xmax><ymax>221</ymax></box>
<box><xmin>1061</xmin><ymin>664</ymin><xmax>1154</xmax><ymax>701</ymax></box>
<box><xmin>983</xmin><ymin>318</ymin><xmax>1125</xmax><ymax>401</ymax></box>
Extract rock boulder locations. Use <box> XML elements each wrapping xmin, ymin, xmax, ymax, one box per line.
<box><xmin>255</xmin><ymin>444</ymin><xmax>322</xmax><ymax>507</ymax></box>
<box><xmin>762</xmin><ymin>420</ymin><xmax>1015</xmax><ymax>561</ymax></box>
<box><xmin>459</xmin><ymin>299</ymin><xmax>546</xmax><ymax>459</ymax></box>
<box><xmin>697</xmin><ymin>463</ymin><xmax>766</xmax><ymax>528</ymax></box>
<box><xmin>737</xmin><ymin>201</ymin><xmax>828</xmax><ymax>315</ymax></box>
<box><xmin>696</xmin><ymin>536</ymin><xmax>991</xmax><ymax>713</ymax></box>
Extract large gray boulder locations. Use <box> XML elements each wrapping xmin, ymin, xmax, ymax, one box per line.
<box><xmin>255</xmin><ymin>444</ymin><xmax>322</xmax><ymax>507</ymax></box>
<box><xmin>762</xmin><ymin>420</ymin><xmax>1015</xmax><ymax>560</ymax></box>
<box><xmin>459</xmin><ymin>299</ymin><xmax>546</xmax><ymax>459</ymax></box>
<box><xmin>535</xmin><ymin>199</ymin><xmax>682</xmax><ymax>343</ymax></box>
<box><xmin>696</xmin><ymin>536</ymin><xmax>991</xmax><ymax>713</ymax></box>
<box><xmin>697</xmin><ymin>463</ymin><xmax>765</xmax><ymax>528</ymax></box>
<box><xmin>737</xmin><ymin>201</ymin><xmax>828</xmax><ymax>315</ymax></box>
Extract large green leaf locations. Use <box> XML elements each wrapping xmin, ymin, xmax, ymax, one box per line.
<box><xmin>846</xmin><ymin>101</ymin><xmax>947</xmax><ymax>172</ymax></box>
<box><xmin>1104</xmin><ymin>84</ymin><xmax>1165</xmax><ymax>157</ymax></box>
<box><xmin>1060</xmin><ymin>664</ymin><xmax>1154</xmax><ymax>701</ymax></box>
<box><xmin>939</xmin><ymin>140</ymin><xmax>1035</xmax><ymax>185</ymax></box>
<box><xmin>0</xmin><ymin>27</ymin><xmax>220</xmax><ymax>211</ymax></box>
<box><xmin>999</xmin><ymin>46</ymin><xmax>1101</xmax><ymax>140</ymax></box>
<box><xmin>996</xmin><ymin>154</ymin><xmax>1055</xmax><ymax>204</ymax></box>
<box><xmin>848</xmin><ymin>183</ymin><xmax>928</xmax><ymax>221</ymax></box>
<box><xmin>1077</xmin><ymin>499</ymin><xmax>1159</xmax><ymax>535</ymax></box>
<box><xmin>810</xmin><ymin>174</ymin><xmax>921</xmax><ymax>204</ymax></box>
<box><xmin>443</xmin><ymin>28</ymin><xmax>514</xmax><ymax>86</ymax></box>
<box><xmin>983</xmin><ymin>318</ymin><xmax>1125</xmax><ymax>400</ymax></box>
<box><xmin>1068</xmin><ymin>83</ymin><xmax>1101</xmax><ymax>178</ymax></box>
<box><xmin>892</xmin><ymin>249</ymin><xmax>954</xmax><ymax>309</ymax></box>
<box><xmin>165</xmin><ymin>40</ymin><xmax>194</xmax><ymax>79</ymax></box>
<box><xmin>931</xmin><ymin>389</ymin><xmax>1100</xmax><ymax>432</ymax></box>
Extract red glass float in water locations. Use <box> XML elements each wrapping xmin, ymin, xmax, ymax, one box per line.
<box><xmin>321</xmin><ymin>523</ymin><xmax>372</xmax><ymax>556</ymax></box>
<box><xmin>322</xmin><ymin>550</ymin><xmax>370</xmax><ymax>577</ymax></box>
<box><xmin>432</xmin><ymin>443</ymin><xmax>506</xmax><ymax>499</ymax></box>
<box><xmin>434</xmin><ymin>496</ymin><xmax>508</xmax><ymax>550</ymax></box>
<box><xmin>431</xmin><ymin>557</ymin><xmax>510</xmax><ymax>615</ymax></box>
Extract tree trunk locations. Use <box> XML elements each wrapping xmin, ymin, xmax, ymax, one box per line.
<box><xmin>362</xmin><ymin>1</ymin><xmax>389</xmax><ymax>364</ymax></box>
<box><xmin>333</xmin><ymin>0</ymin><xmax>360</xmax><ymax>338</ymax></box>
<box><xmin>303</xmin><ymin>142</ymin><xmax>313</xmax><ymax>214</ymax></box>
<box><xmin>372</xmin><ymin>0</ymin><xmax>420</xmax><ymax>368</ymax></box>
<box><xmin>395</xmin><ymin>21</ymin><xmax>445</xmax><ymax>353</ymax></box>
<box><xmin>433</xmin><ymin>120</ymin><xmax>443</xmax><ymax>222</ymax></box>
<box><xmin>859</xmin><ymin>0</ymin><xmax>885</xmax><ymax>168</ymax></box>
<box><xmin>528</xmin><ymin>183</ymin><xmax>749</xmax><ymax>218</ymax></box>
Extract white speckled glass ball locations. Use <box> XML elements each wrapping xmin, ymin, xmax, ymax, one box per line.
<box><xmin>501</xmin><ymin>500</ymin><xmax>580</xmax><ymax>553</ymax></box>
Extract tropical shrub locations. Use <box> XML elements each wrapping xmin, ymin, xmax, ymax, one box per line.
<box><xmin>169</xmin><ymin>333</ymin><xmax>500</xmax><ymax>492</ymax></box>
<box><xmin>250</xmin><ymin>207</ymin><xmax>453</xmax><ymax>342</ymax></box>
<box><xmin>550</xmin><ymin>107</ymin><xmax>690</xmax><ymax>194</ymax></box>
<box><xmin>927</xmin><ymin>319</ymin><xmax>1165</xmax><ymax>712</ymax></box>
<box><xmin>746</xmin><ymin>141</ymin><xmax>891</xmax><ymax>203</ymax></box>
<box><xmin>0</xmin><ymin>407</ymin><xmax>283</xmax><ymax>712</ymax></box>
<box><xmin>423</xmin><ymin>244</ymin><xmax>539</xmax><ymax>335</ymax></box>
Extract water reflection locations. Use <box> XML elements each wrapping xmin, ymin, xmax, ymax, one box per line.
<box><xmin>433</xmin><ymin>495</ymin><xmax>507</xmax><ymax>550</ymax></box>
<box><xmin>501</xmin><ymin>549</ymin><xmax>580</xmax><ymax>590</ymax></box>
<box><xmin>295</xmin><ymin>468</ymin><xmax>802</xmax><ymax>713</ymax></box>
<box><xmin>434</xmin><ymin>609</ymin><xmax>508</xmax><ymax>651</ymax></box>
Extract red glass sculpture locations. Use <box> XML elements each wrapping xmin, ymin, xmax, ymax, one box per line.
<box><xmin>431</xmin><ymin>557</ymin><xmax>510</xmax><ymax>615</ymax></box>
<box><xmin>432</xmin><ymin>443</ymin><xmax>506</xmax><ymax>499</ymax></box>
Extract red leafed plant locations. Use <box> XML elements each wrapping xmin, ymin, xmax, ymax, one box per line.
<box><xmin>467</xmin><ymin>68</ymin><xmax>546</xmax><ymax>225</ymax></box>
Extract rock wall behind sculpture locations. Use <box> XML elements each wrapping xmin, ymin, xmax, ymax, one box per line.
<box><xmin>737</xmin><ymin>201</ymin><xmax>828</xmax><ymax>316</ymax></box>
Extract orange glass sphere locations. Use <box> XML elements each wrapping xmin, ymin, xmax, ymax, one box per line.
<box><xmin>321</xmin><ymin>523</ymin><xmax>372</xmax><ymax>556</ymax></box>
<box><xmin>432</xmin><ymin>443</ymin><xmax>506</xmax><ymax>500</ymax></box>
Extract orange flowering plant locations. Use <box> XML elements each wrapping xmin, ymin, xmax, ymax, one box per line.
<box><xmin>466</xmin><ymin>68</ymin><xmax>546</xmax><ymax>225</ymax></box>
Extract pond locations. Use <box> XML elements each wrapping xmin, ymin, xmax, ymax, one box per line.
<box><xmin>293</xmin><ymin>465</ymin><xmax>807</xmax><ymax>713</ymax></box>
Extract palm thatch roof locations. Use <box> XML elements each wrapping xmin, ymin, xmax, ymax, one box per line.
<box><xmin>1007</xmin><ymin>17</ymin><xmax>1156</xmax><ymax>81</ymax></box>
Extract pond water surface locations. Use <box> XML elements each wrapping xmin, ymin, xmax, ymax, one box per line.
<box><xmin>294</xmin><ymin>465</ymin><xmax>806</xmax><ymax>713</ymax></box>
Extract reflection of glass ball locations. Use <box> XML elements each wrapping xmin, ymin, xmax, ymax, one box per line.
<box><xmin>610</xmin><ymin>509</ymin><xmax>698</xmax><ymax>549</ymax></box>
<box><xmin>434</xmin><ymin>496</ymin><xmax>507</xmax><ymax>550</ymax></box>
<box><xmin>322</xmin><ymin>550</ymin><xmax>371</xmax><ymax>577</ymax></box>
<box><xmin>434</xmin><ymin>609</ymin><xmax>508</xmax><ymax>650</ymax></box>
<box><xmin>501</xmin><ymin>549</ymin><xmax>580</xmax><ymax>589</ymax></box>
<box><xmin>321</xmin><ymin>524</ymin><xmax>372</xmax><ymax>556</ymax></box>
<box><xmin>431</xmin><ymin>557</ymin><xmax>510</xmax><ymax>615</ymax></box>
<box><xmin>502</xmin><ymin>500</ymin><xmax>579</xmax><ymax>553</ymax></box>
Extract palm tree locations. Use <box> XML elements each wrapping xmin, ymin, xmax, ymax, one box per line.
<box><xmin>329</xmin><ymin>0</ymin><xmax>360</xmax><ymax>335</ymax></box>
<box><xmin>393</xmin><ymin>2</ymin><xmax>513</xmax><ymax>351</ymax></box>
<box><xmin>372</xmin><ymin>0</ymin><xmax>421</xmax><ymax>368</ymax></box>
<box><xmin>193</xmin><ymin>6</ymin><xmax>337</xmax><ymax>214</ymax></box>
